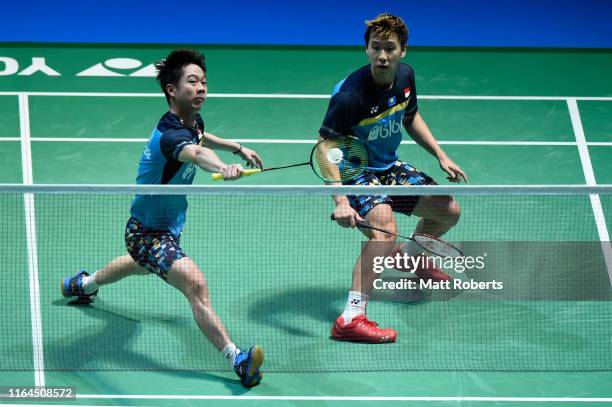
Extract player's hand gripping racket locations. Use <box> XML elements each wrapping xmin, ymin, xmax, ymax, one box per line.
<box><xmin>211</xmin><ymin>136</ymin><xmax>369</xmax><ymax>182</ymax></box>
<box><xmin>330</xmin><ymin>215</ymin><xmax>463</xmax><ymax>258</ymax></box>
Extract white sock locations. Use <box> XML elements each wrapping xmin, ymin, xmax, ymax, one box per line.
<box><xmin>222</xmin><ymin>343</ymin><xmax>240</xmax><ymax>366</ymax></box>
<box><xmin>81</xmin><ymin>272</ymin><xmax>99</xmax><ymax>294</ymax></box>
<box><xmin>341</xmin><ymin>291</ymin><xmax>368</xmax><ymax>324</ymax></box>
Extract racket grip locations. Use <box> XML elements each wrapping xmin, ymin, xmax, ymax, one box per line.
<box><xmin>211</xmin><ymin>168</ymin><xmax>262</xmax><ymax>181</ymax></box>
<box><xmin>330</xmin><ymin>214</ymin><xmax>367</xmax><ymax>228</ymax></box>
<box><xmin>243</xmin><ymin>168</ymin><xmax>262</xmax><ymax>176</ymax></box>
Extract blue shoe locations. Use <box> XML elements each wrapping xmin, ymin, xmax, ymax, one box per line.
<box><xmin>61</xmin><ymin>270</ymin><xmax>97</xmax><ymax>305</ymax></box>
<box><xmin>234</xmin><ymin>345</ymin><xmax>264</xmax><ymax>387</ymax></box>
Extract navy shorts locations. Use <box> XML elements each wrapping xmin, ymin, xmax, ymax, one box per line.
<box><xmin>125</xmin><ymin>217</ymin><xmax>186</xmax><ymax>281</ymax></box>
<box><xmin>345</xmin><ymin>160</ymin><xmax>435</xmax><ymax>218</ymax></box>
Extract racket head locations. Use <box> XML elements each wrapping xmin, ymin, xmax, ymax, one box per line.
<box><xmin>311</xmin><ymin>136</ymin><xmax>368</xmax><ymax>182</ymax></box>
<box><xmin>412</xmin><ymin>233</ymin><xmax>464</xmax><ymax>258</ymax></box>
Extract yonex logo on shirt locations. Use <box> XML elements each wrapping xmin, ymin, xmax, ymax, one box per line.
<box><xmin>143</xmin><ymin>144</ymin><xmax>151</xmax><ymax>160</ymax></box>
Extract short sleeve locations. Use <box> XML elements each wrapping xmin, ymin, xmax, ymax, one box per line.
<box><xmin>319</xmin><ymin>92</ymin><xmax>359</xmax><ymax>138</ymax></box>
<box><xmin>404</xmin><ymin>68</ymin><xmax>418</xmax><ymax>117</ymax></box>
<box><xmin>160</xmin><ymin>129</ymin><xmax>195</xmax><ymax>161</ymax></box>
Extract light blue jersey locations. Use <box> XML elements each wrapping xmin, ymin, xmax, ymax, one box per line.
<box><xmin>130</xmin><ymin>112</ymin><xmax>203</xmax><ymax>236</ymax></box>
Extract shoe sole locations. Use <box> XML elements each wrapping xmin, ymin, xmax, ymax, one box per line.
<box><xmin>61</xmin><ymin>271</ymin><xmax>90</xmax><ymax>298</ymax></box>
<box><xmin>60</xmin><ymin>277</ymin><xmax>70</xmax><ymax>297</ymax></box>
<box><xmin>244</xmin><ymin>346</ymin><xmax>264</xmax><ymax>387</ymax></box>
<box><xmin>61</xmin><ymin>273</ymin><xmax>96</xmax><ymax>304</ymax></box>
<box><xmin>331</xmin><ymin>326</ymin><xmax>397</xmax><ymax>344</ymax></box>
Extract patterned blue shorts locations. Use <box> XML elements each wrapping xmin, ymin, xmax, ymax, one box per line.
<box><xmin>344</xmin><ymin>160</ymin><xmax>434</xmax><ymax>218</ymax></box>
<box><xmin>125</xmin><ymin>217</ymin><xmax>186</xmax><ymax>281</ymax></box>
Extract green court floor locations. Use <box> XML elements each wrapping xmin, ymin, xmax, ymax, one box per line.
<box><xmin>1</xmin><ymin>43</ymin><xmax>612</xmax><ymax>406</ymax></box>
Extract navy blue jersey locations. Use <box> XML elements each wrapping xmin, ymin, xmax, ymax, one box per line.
<box><xmin>130</xmin><ymin>112</ymin><xmax>204</xmax><ymax>235</ymax></box>
<box><xmin>319</xmin><ymin>63</ymin><xmax>418</xmax><ymax>170</ymax></box>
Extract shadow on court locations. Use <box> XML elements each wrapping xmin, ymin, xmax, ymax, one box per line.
<box><xmin>247</xmin><ymin>282</ymin><xmax>436</xmax><ymax>338</ymax></box>
<box><xmin>46</xmin><ymin>299</ymin><xmax>255</xmax><ymax>395</ymax></box>
<box><xmin>245</xmin><ymin>283</ymin><xmax>609</xmax><ymax>371</ymax></box>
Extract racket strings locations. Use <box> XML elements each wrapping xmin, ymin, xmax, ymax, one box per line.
<box><xmin>313</xmin><ymin>137</ymin><xmax>368</xmax><ymax>182</ymax></box>
<box><xmin>412</xmin><ymin>233</ymin><xmax>463</xmax><ymax>258</ymax></box>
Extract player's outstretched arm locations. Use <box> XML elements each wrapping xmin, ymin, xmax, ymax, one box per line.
<box><xmin>403</xmin><ymin>112</ymin><xmax>468</xmax><ymax>183</ymax></box>
<box><xmin>178</xmin><ymin>144</ymin><xmax>244</xmax><ymax>180</ymax></box>
<box><xmin>201</xmin><ymin>131</ymin><xmax>263</xmax><ymax>169</ymax></box>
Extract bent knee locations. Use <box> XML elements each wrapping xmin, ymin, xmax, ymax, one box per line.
<box><xmin>368</xmin><ymin>229</ymin><xmax>397</xmax><ymax>241</ymax></box>
<box><xmin>436</xmin><ymin>196</ymin><xmax>460</xmax><ymax>227</ymax></box>
<box><xmin>421</xmin><ymin>195</ymin><xmax>460</xmax><ymax>227</ymax></box>
<box><xmin>186</xmin><ymin>278</ymin><xmax>208</xmax><ymax>297</ymax></box>
<box><xmin>447</xmin><ymin>198</ymin><xmax>461</xmax><ymax>225</ymax></box>
<box><xmin>365</xmin><ymin>219</ymin><xmax>397</xmax><ymax>241</ymax></box>
<box><xmin>174</xmin><ymin>272</ymin><xmax>210</xmax><ymax>301</ymax></box>
<box><xmin>363</xmin><ymin>205</ymin><xmax>397</xmax><ymax>241</ymax></box>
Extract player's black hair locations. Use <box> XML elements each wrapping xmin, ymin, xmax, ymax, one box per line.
<box><xmin>155</xmin><ymin>49</ymin><xmax>206</xmax><ymax>104</ymax></box>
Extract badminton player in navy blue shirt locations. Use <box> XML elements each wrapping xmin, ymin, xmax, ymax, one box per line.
<box><xmin>61</xmin><ymin>49</ymin><xmax>264</xmax><ymax>387</ymax></box>
<box><xmin>324</xmin><ymin>14</ymin><xmax>468</xmax><ymax>344</ymax></box>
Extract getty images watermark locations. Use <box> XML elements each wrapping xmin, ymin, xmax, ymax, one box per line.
<box><xmin>363</xmin><ymin>241</ymin><xmax>612</xmax><ymax>301</ymax></box>
<box><xmin>370</xmin><ymin>249</ymin><xmax>502</xmax><ymax>291</ymax></box>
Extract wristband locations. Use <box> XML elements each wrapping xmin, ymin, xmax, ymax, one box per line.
<box><xmin>233</xmin><ymin>144</ymin><xmax>243</xmax><ymax>155</ymax></box>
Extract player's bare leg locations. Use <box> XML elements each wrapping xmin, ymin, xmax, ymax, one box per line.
<box><xmin>332</xmin><ymin>204</ymin><xmax>398</xmax><ymax>343</ymax></box>
<box><xmin>352</xmin><ymin>204</ymin><xmax>398</xmax><ymax>294</ymax></box>
<box><xmin>166</xmin><ymin>257</ymin><xmax>263</xmax><ymax>387</ymax></box>
<box><xmin>166</xmin><ymin>257</ymin><xmax>230</xmax><ymax>350</ymax></box>
<box><xmin>61</xmin><ymin>255</ymin><xmax>148</xmax><ymax>303</ymax></box>
<box><xmin>395</xmin><ymin>195</ymin><xmax>461</xmax><ymax>282</ymax></box>
<box><xmin>94</xmin><ymin>254</ymin><xmax>149</xmax><ymax>284</ymax></box>
<box><xmin>412</xmin><ymin>195</ymin><xmax>460</xmax><ymax>237</ymax></box>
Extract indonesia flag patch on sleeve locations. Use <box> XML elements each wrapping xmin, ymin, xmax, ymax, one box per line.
<box><xmin>404</xmin><ymin>87</ymin><xmax>411</xmax><ymax>98</ymax></box>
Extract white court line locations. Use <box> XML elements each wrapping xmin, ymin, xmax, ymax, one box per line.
<box><xmin>421</xmin><ymin>95</ymin><xmax>612</xmax><ymax>101</ymax></box>
<box><xmin>227</xmin><ymin>139</ymin><xmax>582</xmax><ymax>146</ymax></box>
<box><xmin>431</xmin><ymin>140</ymin><xmax>577</xmax><ymax>146</ymax></box>
<box><xmin>0</xmin><ymin>92</ymin><xmax>166</xmax><ymax>98</ymax></box>
<box><xmin>2</xmin><ymin>137</ymin><xmax>609</xmax><ymax>147</ymax></box>
<box><xmin>1</xmin><ymin>138</ymin><xmax>612</xmax><ymax>147</ymax></box>
<box><xmin>28</xmin><ymin>137</ymin><xmax>150</xmax><ymax>143</ymax></box>
<box><xmin>567</xmin><ymin>98</ymin><xmax>612</xmax><ymax>286</ymax></box>
<box><xmin>18</xmin><ymin>93</ymin><xmax>45</xmax><ymax>387</ymax></box>
<box><xmin>2</xmin><ymin>398</ymin><xmax>612</xmax><ymax>406</ymax></box>
<box><xmin>67</xmin><ymin>395</ymin><xmax>612</xmax><ymax>402</ymax></box>
<box><xmin>1</xmin><ymin>91</ymin><xmax>612</xmax><ymax>101</ymax></box>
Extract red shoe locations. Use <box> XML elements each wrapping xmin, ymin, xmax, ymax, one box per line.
<box><xmin>331</xmin><ymin>315</ymin><xmax>397</xmax><ymax>343</ymax></box>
